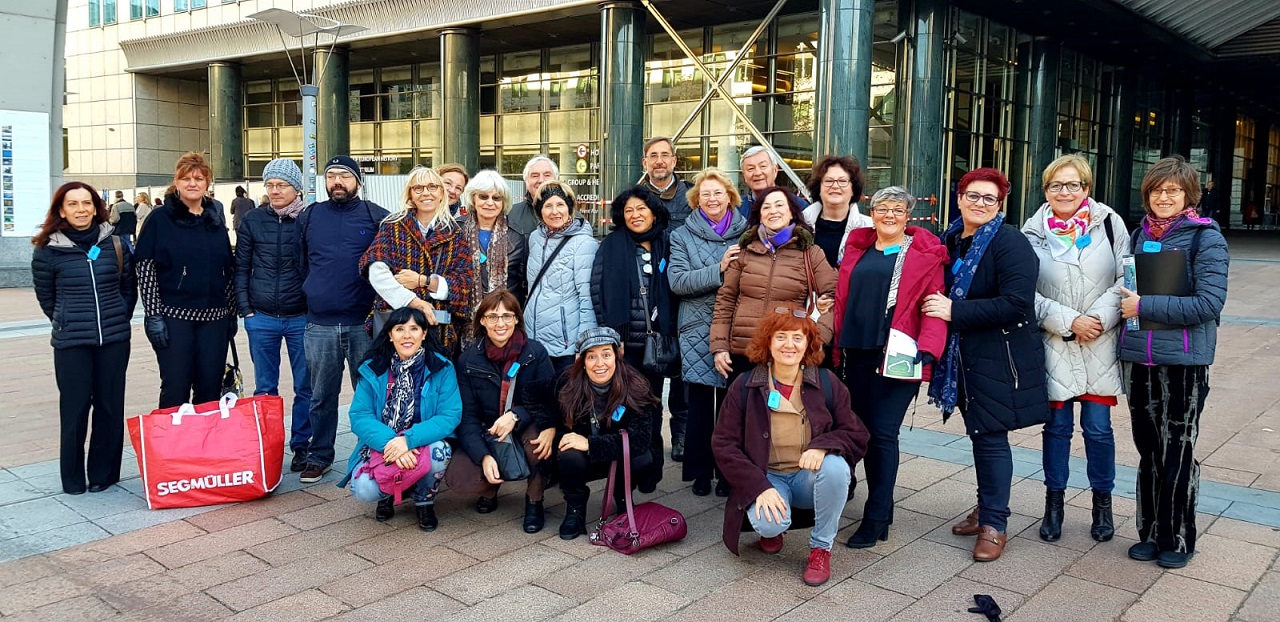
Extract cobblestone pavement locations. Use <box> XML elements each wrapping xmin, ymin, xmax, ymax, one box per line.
<box><xmin>0</xmin><ymin>234</ymin><xmax>1277</xmax><ymax>620</ymax></box>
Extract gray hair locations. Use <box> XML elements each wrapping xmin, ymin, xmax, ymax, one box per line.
<box><xmin>522</xmin><ymin>154</ymin><xmax>559</xmax><ymax>180</ymax></box>
<box><xmin>869</xmin><ymin>186</ymin><xmax>916</xmax><ymax>212</ymax></box>
<box><xmin>462</xmin><ymin>169</ymin><xmax>511</xmax><ymax>213</ymax></box>
<box><xmin>742</xmin><ymin>145</ymin><xmax>779</xmax><ymax>165</ymax></box>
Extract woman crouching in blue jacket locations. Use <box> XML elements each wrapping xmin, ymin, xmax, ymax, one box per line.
<box><xmin>338</xmin><ymin>306</ymin><xmax>462</xmax><ymax>531</ymax></box>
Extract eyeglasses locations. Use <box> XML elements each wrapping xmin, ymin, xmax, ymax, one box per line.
<box><xmin>325</xmin><ymin>171</ymin><xmax>355</xmax><ymax>181</ymax></box>
<box><xmin>1149</xmin><ymin>187</ymin><xmax>1185</xmax><ymax>198</ymax></box>
<box><xmin>822</xmin><ymin>178</ymin><xmax>851</xmax><ymax>188</ymax></box>
<box><xmin>264</xmin><ymin>182</ymin><xmax>293</xmax><ymax>191</ymax></box>
<box><xmin>1046</xmin><ymin>181</ymin><xmax>1085</xmax><ymax>193</ymax></box>
<box><xmin>481</xmin><ymin>312</ymin><xmax>517</xmax><ymax>325</ymax></box>
<box><xmin>962</xmin><ymin>191</ymin><xmax>1001</xmax><ymax>207</ymax></box>
<box><xmin>410</xmin><ymin>184</ymin><xmax>442</xmax><ymax>195</ymax></box>
<box><xmin>872</xmin><ymin>207</ymin><xmax>908</xmax><ymax>217</ymax></box>
<box><xmin>473</xmin><ymin>193</ymin><xmax>501</xmax><ymax>204</ymax></box>
<box><xmin>645</xmin><ymin>152</ymin><xmax>675</xmax><ymax>160</ymax></box>
<box><xmin>699</xmin><ymin>190</ymin><xmax>727</xmax><ymax>199</ymax></box>
<box><xmin>641</xmin><ymin>251</ymin><xmax>653</xmax><ymax>275</ymax></box>
<box><xmin>774</xmin><ymin>307</ymin><xmax>806</xmax><ymax>318</ymax></box>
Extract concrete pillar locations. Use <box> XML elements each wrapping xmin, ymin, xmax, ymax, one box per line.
<box><xmin>1105</xmin><ymin>68</ymin><xmax>1137</xmax><ymax>223</ymax></box>
<box><xmin>599</xmin><ymin>1</ymin><xmax>645</xmax><ymax>202</ymax></box>
<box><xmin>441</xmin><ymin>28</ymin><xmax>480</xmax><ymax>172</ymax></box>
<box><xmin>208</xmin><ymin>62</ymin><xmax>244</xmax><ymax>180</ymax></box>
<box><xmin>1012</xmin><ymin>38</ymin><xmax>1059</xmax><ymax>224</ymax></box>
<box><xmin>900</xmin><ymin>0</ymin><xmax>946</xmax><ymax>221</ymax></box>
<box><xmin>315</xmin><ymin>46</ymin><xmax>350</xmax><ymax>161</ymax></box>
<box><xmin>816</xmin><ymin>0</ymin><xmax>874</xmax><ymax>163</ymax></box>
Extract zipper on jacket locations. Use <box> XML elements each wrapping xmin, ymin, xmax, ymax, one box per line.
<box><xmin>1004</xmin><ymin>339</ymin><xmax>1019</xmax><ymax>389</ymax></box>
<box><xmin>560</xmin><ymin>307</ymin><xmax>570</xmax><ymax>348</ymax></box>
<box><xmin>86</xmin><ymin>254</ymin><xmax>104</xmax><ymax>345</ymax></box>
<box><xmin>956</xmin><ymin>341</ymin><xmax>971</xmax><ymax>411</ymax></box>
<box><xmin>274</xmin><ymin>214</ymin><xmax>283</xmax><ymax>315</ymax></box>
<box><xmin>1182</xmin><ymin>328</ymin><xmax>1189</xmax><ymax>353</ymax></box>
<box><xmin>177</xmin><ymin>265</ymin><xmax>187</xmax><ymax>290</ymax></box>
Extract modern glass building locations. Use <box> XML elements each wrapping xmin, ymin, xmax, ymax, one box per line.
<box><xmin>65</xmin><ymin>0</ymin><xmax>1280</xmax><ymax>230</ymax></box>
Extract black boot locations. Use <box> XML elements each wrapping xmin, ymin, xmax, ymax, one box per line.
<box><xmin>416</xmin><ymin>504</ymin><xmax>438</xmax><ymax>531</ymax></box>
<box><xmin>670</xmin><ymin>411</ymin><xmax>687</xmax><ymax>463</ymax></box>
<box><xmin>714</xmin><ymin>479</ymin><xmax>731</xmax><ymax>498</ymax></box>
<box><xmin>1039</xmin><ymin>490</ymin><xmax>1065</xmax><ymax>542</ymax></box>
<box><xmin>375</xmin><ymin>497</ymin><xmax>395</xmax><ymax>522</ymax></box>
<box><xmin>559</xmin><ymin>492</ymin><xmax>589</xmax><ymax>540</ymax></box>
<box><xmin>1091</xmin><ymin>490</ymin><xmax>1115</xmax><ymax>542</ymax></box>
<box><xmin>523</xmin><ymin>497</ymin><xmax>545</xmax><ymax>534</ymax></box>
<box><xmin>845</xmin><ymin>519</ymin><xmax>889</xmax><ymax>549</ymax></box>
<box><xmin>692</xmin><ymin>478</ymin><xmax>712</xmax><ymax>497</ymax></box>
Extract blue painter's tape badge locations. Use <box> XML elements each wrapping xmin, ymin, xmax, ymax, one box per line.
<box><xmin>767</xmin><ymin>391</ymin><xmax>782</xmax><ymax>410</ymax></box>
<box><xmin>612</xmin><ymin>405</ymin><xmax>626</xmax><ymax>422</ymax></box>
<box><xmin>86</xmin><ymin>246</ymin><xmax>101</xmax><ymax>261</ymax></box>
<box><xmin>507</xmin><ymin>362</ymin><xmax>520</xmax><ymax>377</ymax></box>
<box><xmin>883</xmin><ymin>245</ymin><xmax>901</xmax><ymax>255</ymax></box>
<box><xmin>1142</xmin><ymin>240</ymin><xmax>1163</xmax><ymax>253</ymax></box>
<box><xmin>1075</xmin><ymin>234</ymin><xmax>1092</xmax><ymax>249</ymax></box>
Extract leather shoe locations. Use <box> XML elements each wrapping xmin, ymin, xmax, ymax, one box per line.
<box><xmin>88</xmin><ymin>484</ymin><xmax>110</xmax><ymax>493</ymax></box>
<box><xmin>375</xmin><ymin>497</ymin><xmax>395</xmax><ymax>522</ymax></box>
<box><xmin>952</xmin><ymin>508</ymin><xmax>981</xmax><ymax>536</ymax></box>
<box><xmin>670</xmin><ymin>435</ymin><xmax>685</xmax><ymax>462</ymax></box>
<box><xmin>758</xmin><ymin>534</ymin><xmax>784</xmax><ymax>554</ymax></box>
<box><xmin>691</xmin><ymin>478</ymin><xmax>712</xmax><ymax>497</ymax></box>
<box><xmin>844</xmin><ymin>520</ymin><xmax>889</xmax><ymax>549</ymax></box>
<box><xmin>290</xmin><ymin>450</ymin><xmax>309</xmax><ymax>473</ymax></box>
<box><xmin>1128</xmin><ymin>541</ymin><xmax>1158</xmax><ymax>562</ymax></box>
<box><xmin>714</xmin><ymin>479</ymin><xmax>731</xmax><ymax>498</ymax></box>
<box><xmin>972</xmin><ymin>526</ymin><xmax>1007</xmax><ymax>562</ymax></box>
<box><xmin>1156</xmin><ymin>550</ymin><xmax>1194</xmax><ymax>569</ymax></box>
<box><xmin>416</xmin><ymin>504</ymin><xmax>438</xmax><ymax>531</ymax></box>
<box><xmin>475</xmin><ymin>495</ymin><xmax>498</xmax><ymax>514</ymax></box>
<box><xmin>523</xmin><ymin>497</ymin><xmax>545</xmax><ymax>533</ymax></box>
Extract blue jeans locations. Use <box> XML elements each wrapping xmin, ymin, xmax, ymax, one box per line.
<box><xmin>1042</xmin><ymin>399</ymin><xmax>1116</xmax><ymax>493</ymax></box>
<box><xmin>746</xmin><ymin>455</ymin><xmax>851</xmax><ymax>551</ymax></box>
<box><xmin>971</xmin><ymin>431</ymin><xmax>1013</xmax><ymax>532</ymax></box>
<box><xmin>245</xmin><ymin>313</ymin><xmax>312</xmax><ymax>452</ymax></box>
<box><xmin>349</xmin><ymin>440</ymin><xmax>452</xmax><ymax>506</ymax></box>
<box><xmin>303</xmin><ymin>323</ymin><xmax>372</xmax><ymax>467</ymax></box>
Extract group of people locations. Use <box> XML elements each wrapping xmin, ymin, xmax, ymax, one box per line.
<box><xmin>33</xmin><ymin>136</ymin><xmax>1227</xmax><ymax>586</ymax></box>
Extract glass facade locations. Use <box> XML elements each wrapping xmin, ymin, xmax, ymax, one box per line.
<box><xmin>1232</xmin><ymin>115</ymin><xmax>1254</xmax><ymax>227</ymax></box>
<box><xmin>89</xmin><ymin>0</ymin><xmax>118</xmax><ymax>27</ymax></box>
<box><xmin>1057</xmin><ymin>50</ymin><xmax>1110</xmax><ymax>164</ymax></box>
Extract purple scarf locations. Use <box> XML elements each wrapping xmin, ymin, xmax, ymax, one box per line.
<box><xmin>758</xmin><ymin>223</ymin><xmax>796</xmax><ymax>254</ymax></box>
<box><xmin>700</xmin><ymin>209</ymin><xmax>732</xmax><ymax>237</ymax></box>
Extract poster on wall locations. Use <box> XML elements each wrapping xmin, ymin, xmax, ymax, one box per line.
<box><xmin>0</xmin><ymin>110</ymin><xmax>52</xmax><ymax>238</ymax></box>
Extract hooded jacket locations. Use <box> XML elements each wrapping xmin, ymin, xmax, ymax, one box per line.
<box><xmin>801</xmin><ymin>202</ymin><xmax>873</xmax><ymax>265</ymax></box>
<box><xmin>32</xmin><ymin>224</ymin><xmax>138</xmax><ymax>349</ymax></box>
<box><xmin>525</xmin><ymin>217</ymin><xmax>599</xmax><ymax>357</ymax></box>
<box><xmin>669</xmin><ymin>208</ymin><xmax>750</xmax><ymax>387</ymax></box>
<box><xmin>1022</xmin><ymin>199</ymin><xmax>1128</xmax><ymax>400</ymax></box>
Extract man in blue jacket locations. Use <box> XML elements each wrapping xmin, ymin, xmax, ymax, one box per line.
<box><xmin>297</xmin><ymin>155</ymin><xmax>390</xmax><ymax>483</ymax></box>
<box><xmin>737</xmin><ymin>145</ymin><xmax>808</xmax><ymax>220</ymax></box>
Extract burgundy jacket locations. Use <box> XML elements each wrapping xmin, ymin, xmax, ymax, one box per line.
<box><xmin>711</xmin><ymin>365</ymin><xmax>869</xmax><ymax>555</ymax></box>
<box><xmin>832</xmin><ymin>225</ymin><xmax>950</xmax><ymax>377</ymax></box>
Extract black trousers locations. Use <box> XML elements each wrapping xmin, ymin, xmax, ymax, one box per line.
<box><xmin>558</xmin><ymin>447</ymin><xmax>655</xmax><ymax>496</ymax></box>
<box><xmin>840</xmin><ymin>350</ymin><xmax>921</xmax><ymax>523</ymax></box>
<box><xmin>155</xmin><ymin>316</ymin><xmax>231</xmax><ymax>408</ymax></box>
<box><xmin>1128</xmin><ymin>364</ymin><xmax>1208</xmax><ymax>554</ymax></box>
<box><xmin>682</xmin><ymin>382</ymin><xmax>726</xmax><ymax>482</ymax></box>
<box><xmin>53</xmin><ymin>340</ymin><xmax>130</xmax><ymax>493</ymax></box>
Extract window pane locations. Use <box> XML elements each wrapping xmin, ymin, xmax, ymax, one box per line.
<box><xmin>130</xmin><ymin>0</ymin><xmax>142</xmax><ymax>20</ymax></box>
<box><xmin>174</xmin><ymin>0</ymin><xmax>187</xmax><ymax>10</ymax></box>
<box><xmin>90</xmin><ymin>0</ymin><xmax>101</xmax><ymax>27</ymax></box>
<box><xmin>146</xmin><ymin>0</ymin><xmax>158</xmax><ymax>17</ymax></box>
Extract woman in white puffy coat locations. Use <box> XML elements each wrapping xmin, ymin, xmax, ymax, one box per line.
<box><xmin>1022</xmin><ymin>154</ymin><xmax>1129</xmax><ymax>546</ymax></box>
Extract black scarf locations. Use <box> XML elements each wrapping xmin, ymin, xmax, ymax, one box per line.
<box><xmin>597</xmin><ymin>226</ymin><xmax>676</xmax><ymax>336</ymax></box>
<box><xmin>64</xmin><ymin>226</ymin><xmax>100</xmax><ymax>251</ymax></box>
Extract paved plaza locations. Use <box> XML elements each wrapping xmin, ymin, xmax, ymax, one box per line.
<box><xmin>0</xmin><ymin>234</ymin><xmax>1278</xmax><ymax>621</ymax></box>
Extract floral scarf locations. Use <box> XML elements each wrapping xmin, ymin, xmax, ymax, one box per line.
<box><xmin>462</xmin><ymin>212</ymin><xmax>511</xmax><ymax>343</ymax></box>
<box><xmin>758</xmin><ymin>223</ymin><xmax>796</xmax><ymax>254</ymax></box>
<box><xmin>1145</xmin><ymin>207</ymin><xmax>1199</xmax><ymax>240</ymax></box>
<box><xmin>1045</xmin><ymin>200</ymin><xmax>1090</xmax><ymax>265</ymax></box>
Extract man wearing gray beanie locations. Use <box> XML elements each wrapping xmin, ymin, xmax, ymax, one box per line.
<box><xmin>235</xmin><ymin>157</ymin><xmax>315</xmax><ymax>473</ymax></box>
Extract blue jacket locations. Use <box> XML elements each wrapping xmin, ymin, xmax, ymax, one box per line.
<box><xmin>669</xmin><ymin>208</ymin><xmax>749</xmax><ymax>387</ymax></box>
<box><xmin>337</xmin><ymin>353</ymin><xmax>462</xmax><ymax>488</ymax></box>
<box><xmin>1118</xmin><ymin>217</ymin><xmax>1228</xmax><ymax>366</ymax></box>
<box><xmin>298</xmin><ymin>197</ymin><xmax>389</xmax><ymax>325</ymax></box>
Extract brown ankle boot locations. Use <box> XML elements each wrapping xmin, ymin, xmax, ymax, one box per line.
<box><xmin>952</xmin><ymin>508</ymin><xmax>981</xmax><ymax>536</ymax></box>
<box><xmin>972</xmin><ymin>526</ymin><xmax>1007</xmax><ymax>562</ymax></box>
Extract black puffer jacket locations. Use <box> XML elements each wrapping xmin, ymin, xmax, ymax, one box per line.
<box><xmin>590</xmin><ymin>244</ymin><xmax>653</xmax><ymax>360</ymax></box>
<box><xmin>31</xmin><ymin>224</ymin><xmax>138</xmax><ymax>349</ymax></box>
<box><xmin>454</xmin><ymin>337</ymin><xmax>555</xmax><ymax>465</ymax></box>
<box><xmin>234</xmin><ymin>206</ymin><xmax>306</xmax><ymax>317</ymax></box>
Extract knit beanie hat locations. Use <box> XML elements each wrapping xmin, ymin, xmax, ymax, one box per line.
<box><xmin>325</xmin><ymin>155</ymin><xmax>363</xmax><ymax>185</ymax></box>
<box><xmin>262</xmin><ymin>158</ymin><xmax>304</xmax><ymax>194</ymax></box>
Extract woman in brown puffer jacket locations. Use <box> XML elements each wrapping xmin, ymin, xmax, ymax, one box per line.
<box><xmin>711</xmin><ymin>186</ymin><xmax>838</xmax><ymax>387</ymax></box>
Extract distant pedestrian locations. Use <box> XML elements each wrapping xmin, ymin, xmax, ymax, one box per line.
<box><xmin>230</xmin><ymin>185</ymin><xmax>255</xmax><ymax>232</ymax></box>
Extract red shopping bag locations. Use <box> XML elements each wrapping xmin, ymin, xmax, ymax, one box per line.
<box><xmin>127</xmin><ymin>394</ymin><xmax>286</xmax><ymax>509</ymax></box>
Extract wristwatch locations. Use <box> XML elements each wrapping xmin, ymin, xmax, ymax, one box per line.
<box><xmin>509</xmin><ymin>410</ymin><xmax>520</xmax><ymax>423</ymax></box>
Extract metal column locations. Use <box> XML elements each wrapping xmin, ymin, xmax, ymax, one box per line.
<box><xmin>441</xmin><ymin>27</ymin><xmax>480</xmax><ymax>172</ymax></box>
<box><xmin>900</xmin><ymin>0</ymin><xmax>946</xmax><ymax>221</ymax></box>
<box><xmin>208</xmin><ymin>62</ymin><xmax>244</xmax><ymax>180</ymax></box>
<box><xmin>315</xmin><ymin>46</ymin><xmax>350</xmax><ymax>163</ymax></box>
<box><xmin>1012</xmin><ymin>38</ymin><xmax>1059</xmax><ymax>224</ymax></box>
<box><xmin>600</xmin><ymin>1</ymin><xmax>646</xmax><ymax>202</ymax></box>
<box><xmin>816</xmin><ymin>0</ymin><xmax>874</xmax><ymax>164</ymax></box>
<box><xmin>1105</xmin><ymin>68</ymin><xmax>1136</xmax><ymax>223</ymax></box>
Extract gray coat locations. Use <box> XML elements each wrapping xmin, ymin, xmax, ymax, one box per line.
<box><xmin>525</xmin><ymin>217</ymin><xmax>599</xmax><ymax>357</ymax></box>
<box><xmin>669</xmin><ymin>209</ymin><xmax>749</xmax><ymax>387</ymax></box>
<box><xmin>1117</xmin><ymin>216</ymin><xmax>1227</xmax><ymax>367</ymax></box>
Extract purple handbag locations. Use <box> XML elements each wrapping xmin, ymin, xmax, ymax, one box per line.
<box><xmin>589</xmin><ymin>430</ymin><xmax>688</xmax><ymax>554</ymax></box>
<box><xmin>356</xmin><ymin>448</ymin><xmax>432</xmax><ymax>505</ymax></box>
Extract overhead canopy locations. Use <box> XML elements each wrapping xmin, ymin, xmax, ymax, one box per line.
<box><xmin>1110</xmin><ymin>0</ymin><xmax>1280</xmax><ymax>52</ymax></box>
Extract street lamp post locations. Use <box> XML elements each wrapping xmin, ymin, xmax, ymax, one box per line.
<box><xmin>248</xmin><ymin>9</ymin><xmax>365</xmax><ymax>204</ymax></box>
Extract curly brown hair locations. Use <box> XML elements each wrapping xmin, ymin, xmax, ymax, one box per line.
<box><xmin>557</xmin><ymin>346</ymin><xmax>661</xmax><ymax>429</ymax></box>
<box><xmin>745</xmin><ymin>310</ymin><xmax>825</xmax><ymax>367</ymax></box>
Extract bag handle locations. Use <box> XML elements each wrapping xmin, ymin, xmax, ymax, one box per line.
<box><xmin>803</xmin><ymin>248</ymin><xmax>819</xmax><ymax>318</ymax></box>
<box><xmin>599</xmin><ymin>429</ymin><xmax>639</xmax><ymax>542</ymax></box>
<box><xmin>168</xmin><ymin>392</ymin><xmax>238</xmax><ymax>425</ymax></box>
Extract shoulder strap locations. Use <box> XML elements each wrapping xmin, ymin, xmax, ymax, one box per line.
<box><xmin>1190</xmin><ymin>227</ymin><xmax>1203</xmax><ymax>262</ymax></box>
<box><xmin>599</xmin><ymin>429</ymin><xmax>637</xmax><ymax>531</ymax></box>
<box><xmin>819</xmin><ymin>368</ymin><xmax>834</xmax><ymax>414</ymax></box>
<box><xmin>1103</xmin><ymin>214</ymin><xmax>1115</xmax><ymax>251</ymax></box>
<box><xmin>111</xmin><ymin>236</ymin><xmax>123</xmax><ymax>275</ymax></box>
<box><xmin>1129</xmin><ymin>226</ymin><xmax>1141</xmax><ymax>255</ymax></box>
<box><xmin>528</xmin><ymin>236</ymin><xmax>572</xmax><ymax>300</ymax></box>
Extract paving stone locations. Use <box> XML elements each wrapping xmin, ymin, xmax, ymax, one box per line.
<box><xmin>437</xmin><ymin>585</ymin><xmax>574</xmax><ymax>622</ymax></box>
<box><xmin>321</xmin><ymin>546</ymin><xmax>478</xmax><ymax>607</ymax></box>
<box><xmin>0</xmin><ymin>496</ymin><xmax>88</xmax><ymax>538</ymax></box>
<box><xmin>855</xmin><ymin>539</ymin><xmax>973</xmax><ymax>598</ymax></box>
<box><xmin>1206</xmin><ymin>516</ymin><xmax>1280</xmax><ymax>549</ymax></box>
<box><xmin>1121</xmin><ymin>573</ymin><xmax>1246</xmax><ymax>622</ymax></box>
<box><xmin>898</xmin><ymin>478</ymin><xmax>983</xmax><ymax>520</ymax></box>
<box><xmin>276</xmin><ymin>496</ymin><xmax>370</xmax><ymax>530</ymax></box>
<box><xmin>53</xmin><ymin>484</ymin><xmax>148</xmax><ymax>520</ymax></box>
<box><xmin>548</xmin><ymin>580</ymin><xmax>688</xmax><ymax>622</ymax></box>
<box><xmin>0</xmin><ymin>554</ymin><xmax>62</xmax><ymax>588</ymax></box>
<box><xmin>331</xmin><ymin>586</ymin><xmax>465</xmax><ymax>621</ymax></box>
<box><xmin>65</xmin><ymin>552</ymin><xmax>166</xmax><ymax>588</ymax></box>
<box><xmin>651</xmin><ymin>507</ymin><xmax>723</xmax><ymax>558</ymax></box>
<box><xmin>887</xmin><ymin>576</ymin><xmax>1025</xmax><ymax>622</ymax></box>
<box><xmin>0</xmin><ymin>594</ymin><xmax>118</xmax><ymax>622</ymax></box>
<box><xmin>0</xmin><ymin>520</ymin><xmax>110</xmax><ymax>564</ymax></box>
<box><xmin>440</xmin><ymin>514</ymin><xmax>558</xmax><ymax>562</ymax></box>
<box><xmin>895</xmin><ymin>457</ymin><xmax>967</xmax><ymax>492</ymax></box>
<box><xmin>344</xmin><ymin>517</ymin><xmax>484</xmax><ymax>564</ymax></box>
<box><xmin>224</xmin><ymin>588</ymin><xmax>348</xmax><ymax>621</ymax></box>
<box><xmin>1236</xmin><ymin>571</ymin><xmax>1280</xmax><ymax>622</ymax></box>
<box><xmin>641</xmin><ymin>544</ymin><xmax>757</xmax><ymax>599</ymax></box>
<box><xmin>1063</xmin><ymin>536</ymin><xmax>1164</xmax><ymax>594</ymax></box>
<box><xmin>1168</xmin><ymin>533</ymin><xmax>1278</xmax><ymax>591</ymax></box>
<box><xmin>1004</xmin><ymin>574</ymin><xmax>1136</xmax><ymax>621</ymax></box>
<box><xmin>838</xmin><ymin>508</ymin><xmax>949</xmax><ymax>556</ymax></box>
<box><xmin>99</xmin><ymin>551</ymin><xmax>270</xmax><ymax>612</ymax></box>
<box><xmin>0</xmin><ymin>574</ymin><xmax>92</xmax><ymax>615</ymax></box>
<box><xmin>663</xmin><ymin>576</ymin><xmax>805</xmax><ymax>621</ymax></box>
<box><xmin>205</xmin><ymin>550</ymin><xmax>372</xmax><ymax>611</ymax></box>
<box><xmin>959</xmin><ymin>535</ymin><xmax>1082</xmax><ymax>595</ymax></box>
<box><xmin>246</xmin><ymin>515</ymin><xmax>393</xmax><ymax>566</ymax></box>
<box><xmin>122</xmin><ymin>590</ymin><xmax>234</xmax><ymax>621</ymax></box>
<box><xmin>535</xmin><ymin>548</ymin><xmax>677</xmax><ymax>600</ymax></box>
<box><xmin>47</xmin><ymin>520</ymin><xmax>206</xmax><ymax>567</ymax></box>
<box><xmin>92</xmin><ymin>504</ymin><xmax>216</xmax><ymax>536</ymax></box>
<box><xmin>430</xmin><ymin>543</ymin><xmax>580</xmax><ymax>605</ymax></box>
<box><xmin>185</xmin><ymin>490</ymin><xmax>327</xmax><ymax>532</ymax></box>
<box><xmin>144</xmin><ymin>517</ymin><xmax>298</xmax><ymax>569</ymax></box>
<box><xmin>744</xmin><ymin>543</ymin><xmax>879</xmax><ymax>601</ymax></box>
<box><xmin>781</xmin><ymin>578</ymin><xmax>916</xmax><ymax>621</ymax></box>
<box><xmin>539</xmin><ymin>525</ymin><xmax>610</xmax><ymax>561</ymax></box>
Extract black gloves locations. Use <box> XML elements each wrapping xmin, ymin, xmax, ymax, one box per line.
<box><xmin>913</xmin><ymin>351</ymin><xmax>937</xmax><ymax>366</ymax></box>
<box><xmin>968</xmin><ymin>594</ymin><xmax>1003</xmax><ymax>622</ymax></box>
<box><xmin>144</xmin><ymin>316</ymin><xmax>169</xmax><ymax>349</ymax></box>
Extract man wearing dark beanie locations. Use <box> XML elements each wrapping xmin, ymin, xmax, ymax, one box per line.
<box><xmin>296</xmin><ymin>154</ymin><xmax>390</xmax><ymax>483</ymax></box>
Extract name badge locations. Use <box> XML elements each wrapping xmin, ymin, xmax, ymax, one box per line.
<box><xmin>507</xmin><ymin>362</ymin><xmax>520</xmax><ymax>377</ymax></box>
<box><xmin>1075</xmin><ymin>234</ymin><xmax>1092</xmax><ymax>249</ymax></box>
<box><xmin>952</xmin><ymin>261</ymin><xmax>963</xmax><ymax>275</ymax></box>
<box><xmin>478</xmin><ymin>251</ymin><xmax>488</xmax><ymax>264</ymax></box>
<box><xmin>658</xmin><ymin>258</ymin><xmax>667</xmax><ymax>273</ymax></box>
<box><xmin>767</xmin><ymin>391</ymin><xmax>782</xmax><ymax>410</ymax></box>
<box><xmin>86</xmin><ymin>246</ymin><xmax>101</xmax><ymax>261</ymax></box>
<box><xmin>883</xmin><ymin>245</ymin><xmax>901</xmax><ymax>256</ymax></box>
<box><xmin>611</xmin><ymin>405</ymin><xmax>626</xmax><ymax>422</ymax></box>
<box><xmin>1142</xmin><ymin>240</ymin><xmax>1163</xmax><ymax>253</ymax></box>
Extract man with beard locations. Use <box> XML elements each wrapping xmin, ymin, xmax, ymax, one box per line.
<box><xmin>736</xmin><ymin>145</ymin><xmax>808</xmax><ymax>220</ymax></box>
<box><xmin>296</xmin><ymin>155</ymin><xmax>390</xmax><ymax>483</ymax></box>
<box><xmin>640</xmin><ymin>137</ymin><xmax>692</xmax><ymax>228</ymax></box>
<box><xmin>507</xmin><ymin>154</ymin><xmax>558</xmax><ymax>242</ymax></box>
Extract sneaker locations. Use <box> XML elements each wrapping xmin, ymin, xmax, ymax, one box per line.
<box><xmin>1127</xmin><ymin>541</ymin><xmax>1159</xmax><ymax>562</ymax></box>
<box><xmin>758</xmin><ymin>534</ymin><xmax>784</xmax><ymax>554</ymax></box>
<box><xmin>1156</xmin><ymin>550</ymin><xmax>1195</xmax><ymax>569</ymax></box>
<box><xmin>290</xmin><ymin>450</ymin><xmax>309</xmax><ymax>473</ymax></box>
<box><xmin>802</xmin><ymin>548</ymin><xmax>832</xmax><ymax>586</ymax></box>
<box><xmin>299</xmin><ymin>464</ymin><xmax>329</xmax><ymax>484</ymax></box>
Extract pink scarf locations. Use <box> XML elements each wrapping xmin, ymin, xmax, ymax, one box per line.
<box><xmin>273</xmin><ymin>195</ymin><xmax>306</xmax><ymax>220</ymax></box>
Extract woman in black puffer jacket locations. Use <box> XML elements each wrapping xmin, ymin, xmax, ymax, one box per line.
<box><xmin>31</xmin><ymin>181</ymin><xmax>138</xmax><ymax>495</ymax></box>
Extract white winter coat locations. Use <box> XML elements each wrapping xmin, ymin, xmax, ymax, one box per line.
<box><xmin>801</xmin><ymin>202</ymin><xmax>873</xmax><ymax>265</ymax></box>
<box><xmin>1021</xmin><ymin>199</ymin><xmax>1129</xmax><ymax>401</ymax></box>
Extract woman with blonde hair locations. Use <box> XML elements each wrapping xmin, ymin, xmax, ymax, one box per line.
<box><xmin>361</xmin><ymin>167</ymin><xmax>476</xmax><ymax>355</ymax></box>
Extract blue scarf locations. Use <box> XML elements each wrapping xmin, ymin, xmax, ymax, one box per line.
<box><xmin>758</xmin><ymin>223</ymin><xmax>795</xmax><ymax>254</ymax></box>
<box><xmin>928</xmin><ymin>212</ymin><xmax>1005</xmax><ymax>416</ymax></box>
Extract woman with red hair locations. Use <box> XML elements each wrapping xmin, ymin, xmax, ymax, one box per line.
<box><xmin>712</xmin><ymin>311</ymin><xmax>868</xmax><ymax>587</ymax></box>
<box><xmin>31</xmin><ymin>182</ymin><xmax>137</xmax><ymax>494</ymax></box>
<box><xmin>922</xmin><ymin>168</ymin><xmax>1050</xmax><ymax>562</ymax></box>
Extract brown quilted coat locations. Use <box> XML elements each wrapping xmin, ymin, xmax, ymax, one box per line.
<box><xmin>710</xmin><ymin>226</ymin><xmax>838</xmax><ymax>356</ymax></box>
